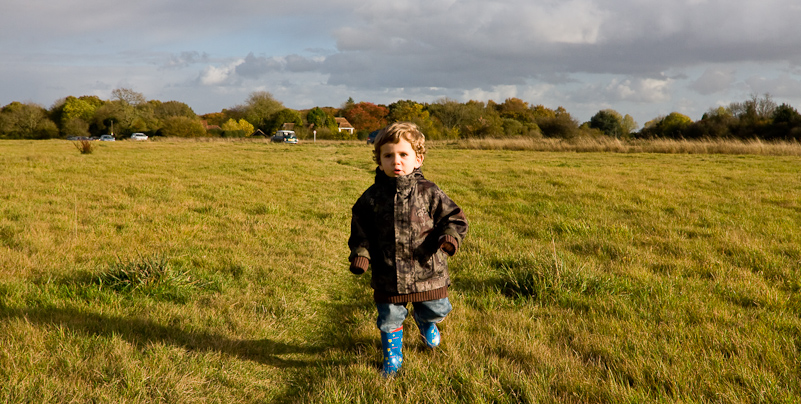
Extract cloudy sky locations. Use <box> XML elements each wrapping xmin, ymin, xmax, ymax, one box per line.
<box><xmin>3</xmin><ymin>0</ymin><xmax>801</xmax><ymax>127</ymax></box>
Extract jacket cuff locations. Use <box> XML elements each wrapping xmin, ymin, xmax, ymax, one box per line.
<box><xmin>350</xmin><ymin>256</ymin><xmax>369</xmax><ymax>274</ymax></box>
<box><xmin>438</xmin><ymin>234</ymin><xmax>458</xmax><ymax>256</ymax></box>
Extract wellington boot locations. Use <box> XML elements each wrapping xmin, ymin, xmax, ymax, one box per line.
<box><xmin>380</xmin><ymin>327</ymin><xmax>403</xmax><ymax>377</ymax></box>
<box><xmin>416</xmin><ymin>320</ymin><xmax>440</xmax><ymax>349</ymax></box>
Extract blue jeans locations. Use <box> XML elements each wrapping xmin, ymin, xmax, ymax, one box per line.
<box><xmin>376</xmin><ymin>297</ymin><xmax>453</xmax><ymax>333</ymax></box>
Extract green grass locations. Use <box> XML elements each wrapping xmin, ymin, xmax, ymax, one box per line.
<box><xmin>1</xmin><ymin>139</ymin><xmax>799</xmax><ymax>403</ymax></box>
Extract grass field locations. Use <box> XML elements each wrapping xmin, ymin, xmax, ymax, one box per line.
<box><xmin>1</xmin><ymin>139</ymin><xmax>799</xmax><ymax>403</ymax></box>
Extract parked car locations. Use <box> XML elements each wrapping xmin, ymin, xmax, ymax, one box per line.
<box><xmin>271</xmin><ymin>130</ymin><xmax>298</xmax><ymax>144</ymax></box>
<box><xmin>99</xmin><ymin>135</ymin><xmax>115</xmax><ymax>141</ymax></box>
<box><xmin>130</xmin><ymin>133</ymin><xmax>148</xmax><ymax>141</ymax></box>
<box><xmin>366</xmin><ymin>129</ymin><xmax>380</xmax><ymax>144</ymax></box>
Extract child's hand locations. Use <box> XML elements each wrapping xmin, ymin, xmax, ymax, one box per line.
<box><xmin>350</xmin><ymin>256</ymin><xmax>369</xmax><ymax>275</ymax></box>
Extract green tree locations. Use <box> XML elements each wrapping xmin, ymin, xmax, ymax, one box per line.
<box><xmin>0</xmin><ymin>102</ymin><xmax>59</xmax><ymax>139</ymax></box>
<box><xmin>428</xmin><ymin>98</ymin><xmax>469</xmax><ymax>138</ymax></box>
<box><xmin>91</xmin><ymin>89</ymin><xmax>157</xmax><ymax>136</ymax></box>
<box><xmin>152</xmin><ymin>100</ymin><xmax>196</xmax><ymax>120</ymax></box>
<box><xmin>159</xmin><ymin>116</ymin><xmax>206</xmax><ymax>137</ymax></box>
<box><xmin>589</xmin><ymin>109</ymin><xmax>624</xmax><ymax>138</ymax></box>
<box><xmin>621</xmin><ymin>114</ymin><xmax>638</xmax><ymax>136</ymax></box>
<box><xmin>306</xmin><ymin>107</ymin><xmax>339</xmax><ymax>139</ymax></box>
<box><xmin>342</xmin><ymin>97</ymin><xmax>356</xmax><ymax>111</ymax></box>
<box><xmin>53</xmin><ymin>96</ymin><xmax>103</xmax><ymax>127</ymax></box>
<box><xmin>772</xmin><ymin>103</ymin><xmax>801</xmax><ymax>126</ymax></box>
<box><xmin>62</xmin><ymin>117</ymin><xmax>91</xmax><ymax>138</ymax></box>
<box><xmin>682</xmin><ymin>106</ymin><xmax>735</xmax><ymax>139</ymax></box>
<box><xmin>457</xmin><ymin>100</ymin><xmax>503</xmax><ymax>138</ymax></box>
<box><xmin>639</xmin><ymin>112</ymin><xmax>693</xmax><ymax>139</ymax></box>
<box><xmin>93</xmin><ymin>102</ymin><xmax>126</xmax><ymax>135</ymax></box>
<box><xmin>388</xmin><ymin>100</ymin><xmax>441</xmax><ymax>139</ymax></box>
<box><xmin>534</xmin><ymin>106</ymin><xmax>579</xmax><ymax>139</ymax></box>
<box><xmin>242</xmin><ymin>91</ymin><xmax>284</xmax><ymax>131</ymax></box>
<box><xmin>660</xmin><ymin>112</ymin><xmax>693</xmax><ymax>138</ymax></box>
<box><xmin>768</xmin><ymin>103</ymin><xmax>801</xmax><ymax>140</ymax></box>
<box><xmin>270</xmin><ymin>108</ymin><xmax>302</xmax><ymax>134</ymax></box>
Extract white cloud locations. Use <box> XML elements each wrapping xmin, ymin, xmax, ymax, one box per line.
<box><xmin>198</xmin><ymin>60</ymin><xmax>244</xmax><ymax>86</ymax></box>
<box><xmin>462</xmin><ymin>86</ymin><xmax>520</xmax><ymax>103</ymax></box>
<box><xmin>573</xmin><ymin>76</ymin><xmax>673</xmax><ymax>104</ymax></box>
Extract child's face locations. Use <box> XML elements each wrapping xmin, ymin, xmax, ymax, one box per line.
<box><xmin>378</xmin><ymin>138</ymin><xmax>423</xmax><ymax>177</ymax></box>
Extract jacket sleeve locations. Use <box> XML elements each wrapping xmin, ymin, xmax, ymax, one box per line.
<box><xmin>348</xmin><ymin>196</ymin><xmax>372</xmax><ymax>264</ymax></box>
<box><xmin>432</xmin><ymin>188</ymin><xmax>468</xmax><ymax>254</ymax></box>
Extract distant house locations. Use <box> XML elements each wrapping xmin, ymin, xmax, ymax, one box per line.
<box><xmin>251</xmin><ymin>129</ymin><xmax>266</xmax><ymax>137</ymax></box>
<box><xmin>335</xmin><ymin>117</ymin><xmax>354</xmax><ymax>135</ymax></box>
<box><xmin>281</xmin><ymin>123</ymin><xmax>295</xmax><ymax>131</ymax></box>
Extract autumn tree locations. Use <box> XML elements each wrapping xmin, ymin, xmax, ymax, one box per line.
<box><xmin>343</xmin><ymin>102</ymin><xmax>389</xmax><ymax>137</ymax></box>
<box><xmin>220</xmin><ymin>118</ymin><xmax>254</xmax><ymax>137</ymax></box>
<box><xmin>494</xmin><ymin>98</ymin><xmax>540</xmax><ymax>137</ymax></box>
<box><xmin>200</xmin><ymin>112</ymin><xmax>228</xmax><ymax>127</ymax></box>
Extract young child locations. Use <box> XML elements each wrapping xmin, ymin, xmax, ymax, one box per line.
<box><xmin>348</xmin><ymin>122</ymin><xmax>468</xmax><ymax>377</ymax></box>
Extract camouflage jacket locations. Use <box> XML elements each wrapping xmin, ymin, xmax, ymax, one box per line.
<box><xmin>349</xmin><ymin>168</ymin><xmax>468</xmax><ymax>298</ymax></box>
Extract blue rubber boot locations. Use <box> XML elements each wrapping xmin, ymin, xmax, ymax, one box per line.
<box><xmin>380</xmin><ymin>327</ymin><xmax>403</xmax><ymax>377</ymax></box>
<box><xmin>416</xmin><ymin>320</ymin><xmax>441</xmax><ymax>348</ymax></box>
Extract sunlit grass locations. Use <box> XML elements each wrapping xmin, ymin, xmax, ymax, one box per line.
<box><xmin>0</xmin><ymin>139</ymin><xmax>799</xmax><ymax>403</ymax></box>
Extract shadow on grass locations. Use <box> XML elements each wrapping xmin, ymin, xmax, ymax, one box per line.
<box><xmin>264</xmin><ymin>279</ymin><xmax>384</xmax><ymax>403</ymax></box>
<box><xmin>0</xmin><ymin>305</ymin><xmax>323</xmax><ymax>368</ymax></box>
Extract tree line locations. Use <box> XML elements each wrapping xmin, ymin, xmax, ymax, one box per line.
<box><xmin>2</xmin><ymin>89</ymin><xmax>799</xmax><ymax>141</ymax></box>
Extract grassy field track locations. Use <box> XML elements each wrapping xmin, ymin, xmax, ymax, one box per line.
<box><xmin>1</xmin><ymin>139</ymin><xmax>799</xmax><ymax>403</ymax></box>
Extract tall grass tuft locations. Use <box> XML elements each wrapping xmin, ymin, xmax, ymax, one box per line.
<box><xmin>499</xmin><ymin>243</ymin><xmax>612</xmax><ymax>302</ymax></box>
<box><xmin>95</xmin><ymin>254</ymin><xmax>197</xmax><ymax>302</ymax></box>
<box><xmin>73</xmin><ymin>140</ymin><xmax>95</xmax><ymax>154</ymax></box>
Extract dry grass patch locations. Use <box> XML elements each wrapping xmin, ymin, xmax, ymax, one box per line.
<box><xmin>453</xmin><ymin>137</ymin><xmax>801</xmax><ymax>155</ymax></box>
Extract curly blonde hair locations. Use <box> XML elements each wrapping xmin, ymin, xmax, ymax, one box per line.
<box><xmin>372</xmin><ymin>122</ymin><xmax>427</xmax><ymax>164</ymax></box>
